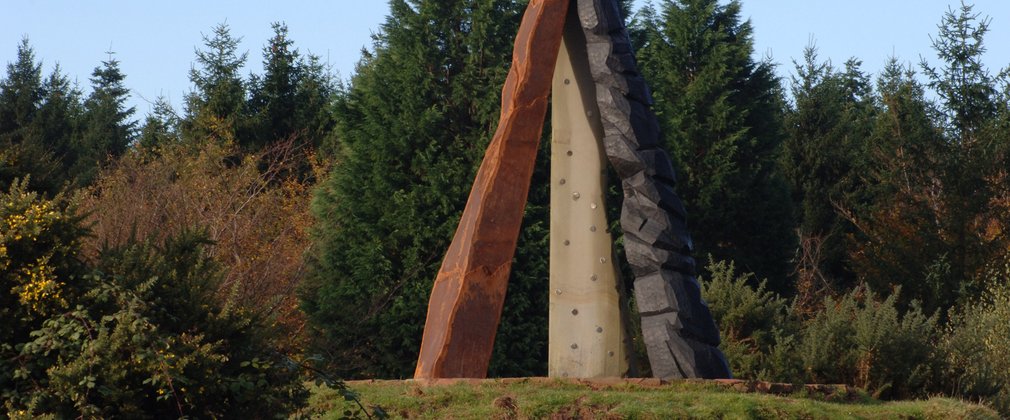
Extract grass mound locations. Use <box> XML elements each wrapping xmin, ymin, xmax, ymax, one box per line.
<box><xmin>307</xmin><ymin>378</ymin><xmax>998</xmax><ymax>419</ymax></box>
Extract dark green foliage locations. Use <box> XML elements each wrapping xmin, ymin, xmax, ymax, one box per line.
<box><xmin>137</xmin><ymin>96</ymin><xmax>181</xmax><ymax>151</ymax></box>
<box><xmin>633</xmin><ymin>0</ymin><xmax>794</xmax><ymax>289</ymax></box>
<box><xmin>247</xmin><ymin>23</ymin><xmax>337</xmax><ymax>150</ymax></box>
<box><xmin>700</xmin><ymin>258</ymin><xmax>800</xmax><ymax>382</ymax></box>
<box><xmin>0</xmin><ymin>39</ymin><xmax>133</xmax><ymax>193</ymax></box>
<box><xmin>183</xmin><ymin>23</ymin><xmax>250</xmax><ymax>144</ymax></box>
<box><xmin>783</xmin><ymin>48</ymin><xmax>875</xmax><ymax>287</ymax></box>
<box><xmin>301</xmin><ymin>0</ymin><xmax>548</xmax><ymax>378</ymax></box>
<box><xmin>73</xmin><ymin>55</ymin><xmax>137</xmax><ymax>185</ymax></box>
<box><xmin>797</xmin><ymin>287</ymin><xmax>938</xmax><ymax>399</ymax></box>
<box><xmin>0</xmin><ymin>39</ymin><xmax>72</xmax><ymax>195</ymax></box>
<box><xmin>941</xmin><ymin>263</ymin><xmax>1010</xmax><ymax>415</ymax></box>
<box><xmin>851</xmin><ymin>4</ymin><xmax>1010</xmax><ymax>315</ymax></box>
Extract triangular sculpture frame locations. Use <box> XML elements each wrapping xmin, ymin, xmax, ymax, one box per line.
<box><xmin>414</xmin><ymin>0</ymin><xmax>731</xmax><ymax>380</ymax></box>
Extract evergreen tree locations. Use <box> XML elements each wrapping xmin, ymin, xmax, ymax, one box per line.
<box><xmin>248</xmin><ymin>23</ymin><xmax>300</xmax><ymax>148</ymax></box>
<box><xmin>34</xmin><ymin>66</ymin><xmax>83</xmax><ymax>176</ymax></box>
<box><xmin>854</xmin><ymin>4</ymin><xmax>1010</xmax><ymax>313</ymax></box>
<box><xmin>852</xmin><ymin>60</ymin><xmax>946</xmax><ymax>310</ymax></box>
<box><xmin>137</xmin><ymin>96</ymin><xmax>180</xmax><ymax>150</ymax></box>
<box><xmin>74</xmin><ymin>55</ymin><xmax>136</xmax><ymax>185</ymax></box>
<box><xmin>782</xmin><ymin>47</ymin><xmax>875</xmax><ymax>289</ymax></box>
<box><xmin>183</xmin><ymin>23</ymin><xmax>249</xmax><ymax>144</ymax></box>
<box><xmin>248</xmin><ymin>23</ymin><xmax>337</xmax><ymax>150</ymax></box>
<box><xmin>634</xmin><ymin>0</ymin><xmax>794</xmax><ymax>290</ymax></box>
<box><xmin>0</xmin><ymin>38</ymin><xmax>65</xmax><ymax>194</ymax></box>
<box><xmin>301</xmin><ymin>0</ymin><xmax>548</xmax><ymax>378</ymax></box>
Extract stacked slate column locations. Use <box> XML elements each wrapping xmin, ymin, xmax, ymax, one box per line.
<box><xmin>576</xmin><ymin>0</ymin><xmax>731</xmax><ymax>379</ymax></box>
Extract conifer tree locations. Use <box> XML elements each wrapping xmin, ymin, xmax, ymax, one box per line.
<box><xmin>0</xmin><ymin>38</ymin><xmax>66</xmax><ymax>194</ymax></box>
<box><xmin>854</xmin><ymin>4</ymin><xmax>1010</xmax><ymax>312</ymax></box>
<box><xmin>782</xmin><ymin>47</ymin><xmax>875</xmax><ymax>288</ymax></box>
<box><xmin>634</xmin><ymin>0</ymin><xmax>794</xmax><ymax>289</ymax></box>
<box><xmin>248</xmin><ymin>23</ymin><xmax>336</xmax><ymax>150</ymax></box>
<box><xmin>74</xmin><ymin>55</ymin><xmax>136</xmax><ymax>185</ymax></box>
<box><xmin>137</xmin><ymin>97</ymin><xmax>180</xmax><ymax>150</ymax></box>
<box><xmin>183</xmin><ymin>23</ymin><xmax>249</xmax><ymax>144</ymax></box>
<box><xmin>301</xmin><ymin>0</ymin><xmax>549</xmax><ymax>378</ymax></box>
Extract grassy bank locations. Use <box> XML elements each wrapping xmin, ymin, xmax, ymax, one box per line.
<box><xmin>307</xmin><ymin>378</ymin><xmax>998</xmax><ymax>419</ymax></box>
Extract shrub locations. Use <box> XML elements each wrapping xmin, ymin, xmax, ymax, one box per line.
<box><xmin>2</xmin><ymin>182</ymin><xmax>308</xmax><ymax>417</ymax></box>
<box><xmin>81</xmin><ymin>138</ymin><xmax>317</xmax><ymax>349</ymax></box>
<box><xmin>942</xmin><ymin>262</ymin><xmax>1010</xmax><ymax>414</ymax></box>
<box><xmin>700</xmin><ymin>259</ymin><xmax>802</xmax><ymax>382</ymax></box>
<box><xmin>798</xmin><ymin>286</ymin><xmax>938</xmax><ymax>398</ymax></box>
<box><xmin>1</xmin><ymin>179</ymin><xmax>88</xmax><ymax>407</ymax></box>
<box><xmin>5</xmin><ymin>232</ymin><xmax>307</xmax><ymax>418</ymax></box>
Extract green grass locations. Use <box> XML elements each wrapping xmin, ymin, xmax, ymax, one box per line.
<box><xmin>306</xmin><ymin>379</ymin><xmax>999</xmax><ymax>419</ymax></box>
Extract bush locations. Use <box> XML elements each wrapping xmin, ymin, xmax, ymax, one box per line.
<box><xmin>798</xmin><ymin>286</ymin><xmax>938</xmax><ymax>398</ymax></box>
<box><xmin>2</xmin><ymin>183</ymin><xmax>308</xmax><ymax>418</ymax></box>
<box><xmin>81</xmin><ymin>139</ymin><xmax>317</xmax><ymax>349</ymax></box>
<box><xmin>1</xmin><ymin>179</ymin><xmax>88</xmax><ymax>406</ymax></box>
<box><xmin>700</xmin><ymin>259</ymin><xmax>802</xmax><ymax>382</ymax></box>
<box><xmin>942</xmin><ymin>262</ymin><xmax>1010</xmax><ymax>414</ymax></box>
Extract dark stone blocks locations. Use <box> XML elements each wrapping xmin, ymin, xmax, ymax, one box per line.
<box><xmin>576</xmin><ymin>0</ymin><xmax>731</xmax><ymax>380</ymax></box>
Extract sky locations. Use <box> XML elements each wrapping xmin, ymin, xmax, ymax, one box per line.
<box><xmin>3</xmin><ymin>1</ymin><xmax>1009</xmax><ymax>119</ymax></box>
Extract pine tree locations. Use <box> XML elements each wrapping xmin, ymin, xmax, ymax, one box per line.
<box><xmin>34</xmin><ymin>66</ymin><xmax>84</xmax><ymax>176</ymax></box>
<box><xmin>248</xmin><ymin>23</ymin><xmax>299</xmax><ymax>148</ymax></box>
<box><xmin>782</xmin><ymin>47</ymin><xmax>875</xmax><ymax>289</ymax></box>
<box><xmin>247</xmin><ymin>23</ymin><xmax>337</xmax><ymax>150</ymax></box>
<box><xmin>0</xmin><ymin>38</ymin><xmax>65</xmax><ymax>194</ymax></box>
<box><xmin>634</xmin><ymin>0</ymin><xmax>794</xmax><ymax>290</ymax></box>
<box><xmin>74</xmin><ymin>55</ymin><xmax>136</xmax><ymax>185</ymax></box>
<box><xmin>854</xmin><ymin>4</ymin><xmax>1010</xmax><ymax>313</ymax></box>
<box><xmin>301</xmin><ymin>0</ymin><xmax>548</xmax><ymax>378</ymax></box>
<box><xmin>137</xmin><ymin>96</ymin><xmax>180</xmax><ymax>150</ymax></box>
<box><xmin>183</xmin><ymin>23</ymin><xmax>249</xmax><ymax>144</ymax></box>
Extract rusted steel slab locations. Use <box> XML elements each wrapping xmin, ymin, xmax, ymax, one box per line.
<box><xmin>414</xmin><ymin>0</ymin><xmax>570</xmax><ymax>379</ymax></box>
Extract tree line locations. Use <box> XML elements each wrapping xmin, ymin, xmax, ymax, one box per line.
<box><xmin>2</xmin><ymin>0</ymin><xmax>1009</xmax><ymax>416</ymax></box>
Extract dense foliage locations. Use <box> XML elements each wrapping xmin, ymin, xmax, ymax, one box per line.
<box><xmin>300</xmin><ymin>0</ymin><xmax>549</xmax><ymax>379</ymax></box>
<box><xmin>1</xmin><ymin>182</ymin><xmax>306</xmax><ymax>418</ymax></box>
<box><xmin>634</xmin><ymin>0</ymin><xmax>795</xmax><ymax>288</ymax></box>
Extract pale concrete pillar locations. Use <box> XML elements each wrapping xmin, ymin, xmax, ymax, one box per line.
<box><xmin>548</xmin><ymin>11</ymin><xmax>628</xmax><ymax>379</ymax></box>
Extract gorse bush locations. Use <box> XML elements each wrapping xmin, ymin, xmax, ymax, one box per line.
<box><xmin>798</xmin><ymin>286</ymin><xmax>938</xmax><ymax>398</ymax></box>
<box><xmin>1</xmin><ymin>182</ymin><xmax>308</xmax><ymax>418</ymax></box>
<box><xmin>942</xmin><ymin>262</ymin><xmax>1010</xmax><ymax>414</ymax></box>
<box><xmin>700</xmin><ymin>259</ymin><xmax>801</xmax><ymax>382</ymax></box>
<box><xmin>702</xmin><ymin>258</ymin><xmax>943</xmax><ymax>398</ymax></box>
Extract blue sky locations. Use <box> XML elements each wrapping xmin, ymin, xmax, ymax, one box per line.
<box><xmin>3</xmin><ymin>1</ymin><xmax>1008</xmax><ymax>118</ymax></box>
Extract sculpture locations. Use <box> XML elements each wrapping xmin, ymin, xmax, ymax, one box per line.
<box><xmin>415</xmin><ymin>0</ymin><xmax>730</xmax><ymax>380</ymax></box>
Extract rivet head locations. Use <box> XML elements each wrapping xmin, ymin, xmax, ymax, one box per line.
<box><xmin>590</xmin><ymin>226</ymin><xmax>597</xmax><ymax>232</ymax></box>
<box><xmin>571</xmin><ymin>308</ymin><xmax>579</xmax><ymax>316</ymax></box>
<box><xmin>571</xmin><ymin>343</ymin><xmax>579</xmax><ymax>350</ymax></box>
<box><xmin>572</xmin><ymin>192</ymin><xmax>581</xmax><ymax>200</ymax></box>
<box><xmin>566</xmin><ymin>150</ymin><xmax>573</xmax><ymax>156</ymax></box>
<box><xmin>591</xmin><ymin>274</ymin><xmax>598</xmax><ymax>281</ymax></box>
<box><xmin>563</xmin><ymin>240</ymin><xmax>570</xmax><ymax>246</ymax></box>
<box><xmin>608</xmin><ymin>351</ymin><xmax>615</xmax><ymax>357</ymax></box>
<box><xmin>600</xmin><ymin>257</ymin><xmax>607</xmax><ymax>264</ymax></box>
<box><xmin>555</xmin><ymin>289</ymin><xmax>562</xmax><ymax>295</ymax></box>
<box><xmin>596</xmin><ymin>327</ymin><xmax>604</xmax><ymax>333</ymax></box>
<box><xmin>564</xmin><ymin>79</ymin><xmax>571</xmax><ymax>85</ymax></box>
<box><xmin>559</xmin><ymin>178</ymin><xmax>567</xmax><ymax>185</ymax></box>
<box><xmin>590</xmin><ymin>203</ymin><xmax>598</xmax><ymax>209</ymax></box>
